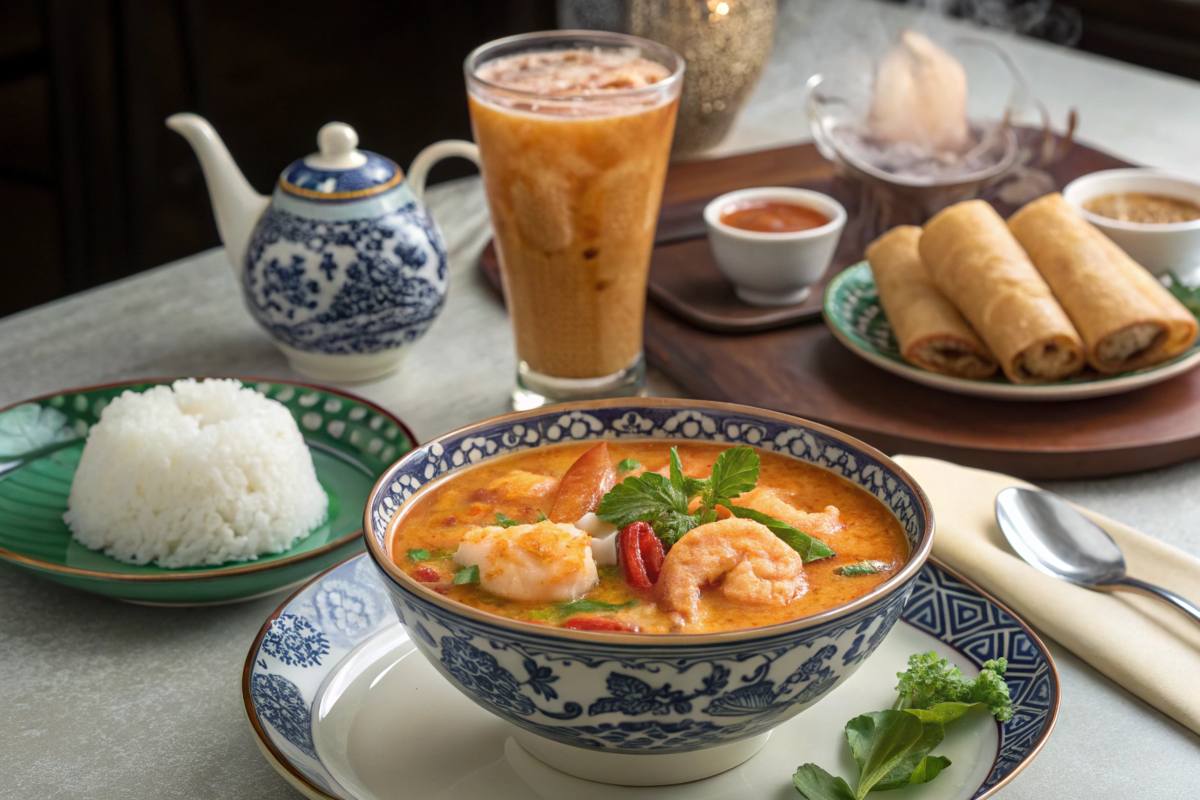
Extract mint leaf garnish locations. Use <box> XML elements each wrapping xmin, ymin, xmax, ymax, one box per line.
<box><xmin>617</xmin><ymin>458</ymin><xmax>641</xmax><ymax>473</ymax></box>
<box><xmin>406</xmin><ymin>549</ymin><xmax>431</xmax><ymax>563</ymax></box>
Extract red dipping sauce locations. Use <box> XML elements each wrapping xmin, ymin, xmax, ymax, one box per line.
<box><xmin>719</xmin><ymin>201</ymin><xmax>830</xmax><ymax>233</ymax></box>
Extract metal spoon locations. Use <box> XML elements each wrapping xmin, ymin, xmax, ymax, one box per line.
<box><xmin>995</xmin><ymin>486</ymin><xmax>1200</xmax><ymax>626</ymax></box>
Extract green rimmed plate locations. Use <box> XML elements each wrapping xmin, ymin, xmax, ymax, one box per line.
<box><xmin>824</xmin><ymin>261</ymin><xmax>1200</xmax><ymax>401</ymax></box>
<box><xmin>0</xmin><ymin>378</ymin><xmax>415</xmax><ymax>605</ymax></box>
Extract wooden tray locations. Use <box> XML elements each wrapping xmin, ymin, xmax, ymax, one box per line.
<box><xmin>479</xmin><ymin>134</ymin><xmax>1200</xmax><ymax>478</ymax></box>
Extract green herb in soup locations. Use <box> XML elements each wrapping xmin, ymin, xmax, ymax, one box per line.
<box><xmin>387</xmin><ymin>440</ymin><xmax>909</xmax><ymax>634</ymax></box>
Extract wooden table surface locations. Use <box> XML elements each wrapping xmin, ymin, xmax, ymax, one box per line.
<box><xmin>2</xmin><ymin>2</ymin><xmax>1199</xmax><ymax>798</ymax></box>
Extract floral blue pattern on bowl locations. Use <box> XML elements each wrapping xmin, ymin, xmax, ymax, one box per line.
<box><xmin>362</xmin><ymin>400</ymin><xmax>934</xmax><ymax>756</ymax></box>
<box><xmin>244</xmin><ymin>552</ymin><xmax>1059</xmax><ymax>799</ymax></box>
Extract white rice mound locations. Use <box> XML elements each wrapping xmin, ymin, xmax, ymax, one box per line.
<box><xmin>63</xmin><ymin>378</ymin><xmax>329</xmax><ymax>568</ymax></box>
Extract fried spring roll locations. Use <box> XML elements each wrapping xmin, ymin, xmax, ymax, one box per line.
<box><xmin>866</xmin><ymin>226</ymin><xmax>998</xmax><ymax>378</ymax></box>
<box><xmin>919</xmin><ymin>200</ymin><xmax>1085</xmax><ymax>384</ymax></box>
<box><xmin>1008</xmin><ymin>193</ymin><xmax>1199</xmax><ymax>373</ymax></box>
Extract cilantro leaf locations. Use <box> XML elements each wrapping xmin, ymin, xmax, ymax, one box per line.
<box><xmin>406</xmin><ymin>549</ymin><xmax>432</xmax><ymax>563</ymax></box>
<box><xmin>835</xmin><ymin>560</ymin><xmax>888</xmax><ymax>577</ymax></box>
<box><xmin>596</xmin><ymin>471</ymin><xmax>690</xmax><ymax>530</ymax></box>
<box><xmin>707</xmin><ymin>445</ymin><xmax>759</xmax><ymax>504</ymax></box>
<box><xmin>725</xmin><ymin>504</ymin><xmax>836</xmax><ymax>562</ymax></box>
<box><xmin>617</xmin><ymin>458</ymin><xmax>641</xmax><ymax>473</ymax></box>
<box><xmin>793</xmin><ymin>763</ymin><xmax>856</xmax><ymax>800</ymax></box>
<box><xmin>453</xmin><ymin>565</ymin><xmax>479</xmax><ymax>585</ymax></box>
<box><xmin>494</xmin><ymin>513</ymin><xmax>521</xmax><ymax>528</ymax></box>
<box><xmin>536</xmin><ymin>510</ymin><xmax>548</xmax><ymax>522</ymax></box>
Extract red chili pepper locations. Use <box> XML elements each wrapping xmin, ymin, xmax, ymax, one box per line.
<box><xmin>562</xmin><ymin>616</ymin><xmax>637</xmax><ymax>632</ymax></box>
<box><xmin>618</xmin><ymin>522</ymin><xmax>665</xmax><ymax>589</ymax></box>
<box><xmin>412</xmin><ymin>566</ymin><xmax>441</xmax><ymax>583</ymax></box>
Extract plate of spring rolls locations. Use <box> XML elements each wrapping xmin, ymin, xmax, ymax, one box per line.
<box><xmin>824</xmin><ymin>193</ymin><xmax>1200</xmax><ymax>400</ymax></box>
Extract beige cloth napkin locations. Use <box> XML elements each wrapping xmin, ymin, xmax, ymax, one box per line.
<box><xmin>893</xmin><ymin>455</ymin><xmax>1200</xmax><ymax>734</ymax></box>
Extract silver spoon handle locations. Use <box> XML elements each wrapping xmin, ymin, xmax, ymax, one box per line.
<box><xmin>1099</xmin><ymin>577</ymin><xmax>1200</xmax><ymax>626</ymax></box>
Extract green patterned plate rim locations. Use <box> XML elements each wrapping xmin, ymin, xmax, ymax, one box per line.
<box><xmin>0</xmin><ymin>378</ymin><xmax>415</xmax><ymax>584</ymax></box>
<box><xmin>823</xmin><ymin>262</ymin><xmax>1200</xmax><ymax>400</ymax></box>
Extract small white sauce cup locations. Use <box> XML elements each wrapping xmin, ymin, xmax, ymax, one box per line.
<box><xmin>1062</xmin><ymin>168</ymin><xmax>1200</xmax><ymax>278</ymax></box>
<box><xmin>703</xmin><ymin>187</ymin><xmax>847</xmax><ymax>307</ymax></box>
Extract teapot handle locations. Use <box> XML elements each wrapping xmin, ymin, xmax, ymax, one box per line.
<box><xmin>407</xmin><ymin>140</ymin><xmax>481</xmax><ymax>202</ymax></box>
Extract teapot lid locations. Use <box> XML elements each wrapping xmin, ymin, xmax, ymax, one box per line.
<box><xmin>279</xmin><ymin>122</ymin><xmax>402</xmax><ymax>201</ymax></box>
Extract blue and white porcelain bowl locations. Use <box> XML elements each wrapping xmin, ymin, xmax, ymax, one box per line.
<box><xmin>363</xmin><ymin>399</ymin><xmax>934</xmax><ymax>785</ymax></box>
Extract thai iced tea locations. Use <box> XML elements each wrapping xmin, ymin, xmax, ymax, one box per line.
<box><xmin>466</xmin><ymin>35</ymin><xmax>683</xmax><ymax>405</ymax></box>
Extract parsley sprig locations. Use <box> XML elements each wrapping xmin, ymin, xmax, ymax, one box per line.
<box><xmin>595</xmin><ymin>446</ymin><xmax>835</xmax><ymax>561</ymax></box>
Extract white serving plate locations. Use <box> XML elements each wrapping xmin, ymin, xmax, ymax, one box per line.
<box><xmin>242</xmin><ymin>553</ymin><xmax>1058</xmax><ymax>800</ymax></box>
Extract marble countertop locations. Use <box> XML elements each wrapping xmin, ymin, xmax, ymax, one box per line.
<box><xmin>2</xmin><ymin>1</ymin><xmax>1198</xmax><ymax>797</ymax></box>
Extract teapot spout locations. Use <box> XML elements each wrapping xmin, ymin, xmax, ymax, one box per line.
<box><xmin>166</xmin><ymin>113</ymin><xmax>270</xmax><ymax>274</ymax></box>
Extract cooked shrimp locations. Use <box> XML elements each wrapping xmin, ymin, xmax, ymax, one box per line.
<box><xmin>658</xmin><ymin>518</ymin><xmax>806</xmax><ymax>628</ymax></box>
<box><xmin>738</xmin><ymin>487</ymin><xmax>845</xmax><ymax>540</ymax></box>
<box><xmin>485</xmin><ymin>470</ymin><xmax>559</xmax><ymax>502</ymax></box>
<box><xmin>455</xmin><ymin>521</ymin><xmax>598</xmax><ymax>602</ymax></box>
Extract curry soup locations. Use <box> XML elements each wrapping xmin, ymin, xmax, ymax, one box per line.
<box><xmin>387</xmin><ymin>441</ymin><xmax>909</xmax><ymax>634</ymax></box>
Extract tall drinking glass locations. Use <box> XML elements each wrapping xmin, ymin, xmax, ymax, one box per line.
<box><xmin>465</xmin><ymin>31</ymin><xmax>684</xmax><ymax>409</ymax></box>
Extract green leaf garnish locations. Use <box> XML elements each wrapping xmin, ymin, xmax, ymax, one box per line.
<box><xmin>791</xmin><ymin>651</ymin><xmax>1012</xmax><ymax>797</ymax></box>
<box><xmin>556</xmin><ymin>599</ymin><xmax>637</xmax><ymax>615</ymax></box>
<box><xmin>907</xmin><ymin>755</ymin><xmax>951</xmax><ymax>785</ymax></box>
<box><xmin>494</xmin><ymin>513</ymin><xmax>521</xmax><ymax>528</ymax></box>
<box><xmin>706</xmin><ymin>445</ymin><xmax>759</xmax><ymax>506</ymax></box>
<box><xmin>596</xmin><ymin>445</ymin><xmax>834</xmax><ymax>558</ymax></box>
<box><xmin>617</xmin><ymin>458</ymin><xmax>641</xmax><ymax>473</ymax></box>
<box><xmin>793</xmin><ymin>763</ymin><xmax>856</xmax><ymax>800</ymax></box>
<box><xmin>453</xmin><ymin>565</ymin><xmax>480</xmax><ymax>585</ymax></box>
<box><xmin>835</xmin><ymin>560</ymin><xmax>889</xmax><ymax>577</ymax></box>
<box><xmin>596</xmin><ymin>467</ymin><xmax>695</xmax><ymax>545</ymax></box>
<box><xmin>892</xmin><ymin>652</ymin><xmax>1012</xmax><ymax>721</ymax></box>
<box><xmin>845</xmin><ymin>711</ymin><xmax>925</xmax><ymax>798</ymax></box>
<box><xmin>406</xmin><ymin>549</ymin><xmax>432</xmax><ymax>562</ymax></box>
<box><xmin>850</xmin><ymin>710</ymin><xmax>944</xmax><ymax>792</ymax></box>
<box><xmin>536</xmin><ymin>510</ymin><xmax>548</xmax><ymax>522</ymax></box>
<box><xmin>725</xmin><ymin>504</ymin><xmax>836</xmax><ymax>562</ymax></box>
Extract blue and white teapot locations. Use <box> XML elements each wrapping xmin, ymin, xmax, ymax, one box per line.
<box><xmin>167</xmin><ymin>113</ymin><xmax>477</xmax><ymax>381</ymax></box>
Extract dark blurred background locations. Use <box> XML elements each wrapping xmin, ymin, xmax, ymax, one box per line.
<box><xmin>3</xmin><ymin>0</ymin><xmax>1200</xmax><ymax>318</ymax></box>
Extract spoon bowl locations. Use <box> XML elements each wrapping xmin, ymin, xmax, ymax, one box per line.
<box><xmin>995</xmin><ymin>486</ymin><xmax>1200</xmax><ymax>625</ymax></box>
<box><xmin>995</xmin><ymin>487</ymin><xmax>1127</xmax><ymax>586</ymax></box>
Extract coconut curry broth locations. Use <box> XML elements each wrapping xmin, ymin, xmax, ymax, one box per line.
<box><xmin>386</xmin><ymin>441</ymin><xmax>909</xmax><ymax>633</ymax></box>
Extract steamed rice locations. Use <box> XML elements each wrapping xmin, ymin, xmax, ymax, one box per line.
<box><xmin>63</xmin><ymin>378</ymin><xmax>329</xmax><ymax>568</ymax></box>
